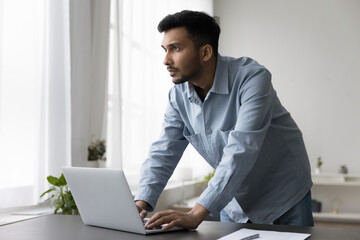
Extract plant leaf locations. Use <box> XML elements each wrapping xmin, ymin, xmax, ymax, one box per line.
<box><xmin>58</xmin><ymin>173</ymin><xmax>67</xmax><ymax>186</ymax></box>
<box><xmin>47</xmin><ymin>175</ymin><xmax>60</xmax><ymax>186</ymax></box>
<box><xmin>40</xmin><ymin>187</ymin><xmax>56</xmax><ymax>198</ymax></box>
<box><xmin>55</xmin><ymin>204</ymin><xmax>61</xmax><ymax>214</ymax></box>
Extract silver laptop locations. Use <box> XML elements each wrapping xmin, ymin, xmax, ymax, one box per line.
<box><xmin>62</xmin><ymin>167</ymin><xmax>183</xmax><ymax>235</ymax></box>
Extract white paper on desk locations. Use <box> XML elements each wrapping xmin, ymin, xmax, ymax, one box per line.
<box><xmin>217</xmin><ymin>228</ymin><xmax>311</xmax><ymax>240</ymax></box>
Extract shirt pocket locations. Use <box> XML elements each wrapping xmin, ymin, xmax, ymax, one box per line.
<box><xmin>183</xmin><ymin>127</ymin><xmax>209</xmax><ymax>161</ymax></box>
<box><xmin>219</xmin><ymin>127</ymin><xmax>234</xmax><ymax>146</ymax></box>
<box><xmin>210</xmin><ymin>128</ymin><xmax>234</xmax><ymax>165</ymax></box>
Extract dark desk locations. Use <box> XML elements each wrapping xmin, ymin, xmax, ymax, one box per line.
<box><xmin>1</xmin><ymin>215</ymin><xmax>360</xmax><ymax>240</ymax></box>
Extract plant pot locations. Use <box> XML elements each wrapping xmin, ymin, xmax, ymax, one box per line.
<box><xmin>312</xmin><ymin>202</ymin><xmax>322</xmax><ymax>212</ymax></box>
<box><xmin>87</xmin><ymin>160</ymin><xmax>98</xmax><ymax>168</ymax></box>
<box><xmin>98</xmin><ymin>160</ymin><xmax>106</xmax><ymax>168</ymax></box>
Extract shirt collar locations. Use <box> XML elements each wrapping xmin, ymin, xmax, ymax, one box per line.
<box><xmin>186</xmin><ymin>54</ymin><xmax>229</xmax><ymax>99</ymax></box>
<box><xmin>186</xmin><ymin>81</ymin><xmax>194</xmax><ymax>98</ymax></box>
<box><xmin>210</xmin><ymin>54</ymin><xmax>229</xmax><ymax>95</ymax></box>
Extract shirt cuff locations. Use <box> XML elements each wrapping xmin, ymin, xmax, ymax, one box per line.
<box><xmin>196</xmin><ymin>185</ymin><xmax>231</xmax><ymax>216</ymax></box>
<box><xmin>134</xmin><ymin>187</ymin><xmax>159</xmax><ymax>212</ymax></box>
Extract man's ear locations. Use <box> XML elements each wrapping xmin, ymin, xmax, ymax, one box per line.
<box><xmin>200</xmin><ymin>44</ymin><xmax>213</xmax><ymax>62</ymax></box>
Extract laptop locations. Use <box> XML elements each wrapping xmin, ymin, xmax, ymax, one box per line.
<box><xmin>62</xmin><ymin>167</ymin><xmax>184</xmax><ymax>235</ymax></box>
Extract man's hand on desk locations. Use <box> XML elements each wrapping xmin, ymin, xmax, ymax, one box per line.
<box><xmin>144</xmin><ymin>203</ymin><xmax>210</xmax><ymax>231</ymax></box>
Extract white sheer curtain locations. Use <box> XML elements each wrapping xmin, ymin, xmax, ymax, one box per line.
<box><xmin>69</xmin><ymin>0</ymin><xmax>111</xmax><ymax>168</ymax></box>
<box><xmin>0</xmin><ymin>0</ymin><xmax>71</xmax><ymax>208</ymax></box>
<box><xmin>108</xmin><ymin>0</ymin><xmax>214</xmax><ymax>183</ymax></box>
<box><xmin>0</xmin><ymin>0</ymin><xmax>111</xmax><ymax>209</ymax></box>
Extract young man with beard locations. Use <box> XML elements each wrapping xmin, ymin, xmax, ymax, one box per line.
<box><xmin>134</xmin><ymin>10</ymin><xmax>313</xmax><ymax>231</ymax></box>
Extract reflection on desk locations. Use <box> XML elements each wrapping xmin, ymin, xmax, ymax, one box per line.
<box><xmin>1</xmin><ymin>214</ymin><xmax>360</xmax><ymax>240</ymax></box>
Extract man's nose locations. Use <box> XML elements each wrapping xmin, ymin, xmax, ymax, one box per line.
<box><xmin>163</xmin><ymin>52</ymin><xmax>172</xmax><ymax>66</ymax></box>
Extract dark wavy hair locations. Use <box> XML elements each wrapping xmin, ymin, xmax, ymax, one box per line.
<box><xmin>158</xmin><ymin>10</ymin><xmax>220</xmax><ymax>57</ymax></box>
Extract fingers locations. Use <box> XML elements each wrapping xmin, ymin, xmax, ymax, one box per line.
<box><xmin>135</xmin><ymin>200</ymin><xmax>148</xmax><ymax>219</ymax></box>
<box><xmin>145</xmin><ymin>210</ymin><xmax>179</xmax><ymax>229</ymax></box>
<box><xmin>145</xmin><ymin>210</ymin><xmax>198</xmax><ymax>231</ymax></box>
<box><xmin>139</xmin><ymin>209</ymin><xmax>147</xmax><ymax>219</ymax></box>
<box><xmin>144</xmin><ymin>205</ymin><xmax>208</xmax><ymax>231</ymax></box>
<box><xmin>161</xmin><ymin>219</ymin><xmax>180</xmax><ymax>231</ymax></box>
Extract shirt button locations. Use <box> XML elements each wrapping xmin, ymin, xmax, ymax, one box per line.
<box><xmin>207</xmin><ymin>129</ymin><xmax>212</xmax><ymax>134</ymax></box>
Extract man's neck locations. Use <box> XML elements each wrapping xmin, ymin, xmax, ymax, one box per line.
<box><xmin>191</xmin><ymin>57</ymin><xmax>217</xmax><ymax>101</ymax></box>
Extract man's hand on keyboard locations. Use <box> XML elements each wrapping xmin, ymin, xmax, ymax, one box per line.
<box><xmin>135</xmin><ymin>200</ymin><xmax>148</xmax><ymax>219</ymax></box>
<box><xmin>144</xmin><ymin>203</ymin><xmax>210</xmax><ymax>231</ymax></box>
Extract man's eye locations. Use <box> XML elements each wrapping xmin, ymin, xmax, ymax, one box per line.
<box><xmin>172</xmin><ymin>47</ymin><xmax>180</xmax><ymax>51</ymax></box>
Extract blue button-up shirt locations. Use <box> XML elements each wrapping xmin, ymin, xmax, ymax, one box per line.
<box><xmin>135</xmin><ymin>55</ymin><xmax>312</xmax><ymax>224</ymax></box>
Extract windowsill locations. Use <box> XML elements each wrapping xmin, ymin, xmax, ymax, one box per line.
<box><xmin>129</xmin><ymin>178</ymin><xmax>206</xmax><ymax>194</ymax></box>
<box><xmin>0</xmin><ymin>203</ymin><xmax>53</xmax><ymax>226</ymax></box>
<box><xmin>159</xmin><ymin>179</ymin><xmax>205</xmax><ymax>190</ymax></box>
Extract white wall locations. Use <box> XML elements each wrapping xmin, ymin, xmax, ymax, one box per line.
<box><xmin>214</xmin><ymin>0</ymin><xmax>360</xmax><ymax>174</ymax></box>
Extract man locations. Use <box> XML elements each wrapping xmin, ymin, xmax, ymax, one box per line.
<box><xmin>134</xmin><ymin>10</ymin><xmax>313</xmax><ymax>230</ymax></box>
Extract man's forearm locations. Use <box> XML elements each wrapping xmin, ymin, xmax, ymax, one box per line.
<box><xmin>135</xmin><ymin>200</ymin><xmax>149</xmax><ymax>210</ymax></box>
<box><xmin>188</xmin><ymin>203</ymin><xmax>210</xmax><ymax>222</ymax></box>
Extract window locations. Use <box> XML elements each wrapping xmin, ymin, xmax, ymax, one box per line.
<box><xmin>0</xmin><ymin>0</ymin><xmax>70</xmax><ymax>208</ymax></box>
<box><xmin>0</xmin><ymin>0</ymin><xmax>46</xmax><ymax>207</ymax></box>
<box><xmin>107</xmin><ymin>0</ymin><xmax>214</xmax><ymax>183</ymax></box>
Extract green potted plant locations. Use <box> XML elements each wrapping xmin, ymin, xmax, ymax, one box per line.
<box><xmin>311</xmin><ymin>199</ymin><xmax>322</xmax><ymax>213</ymax></box>
<box><xmin>314</xmin><ymin>157</ymin><xmax>323</xmax><ymax>174</ymax></box>
<box><xmin>88</xmin><ymin>138</ymin><xmax>106</xmax><ymax>168</ymax></box>
<box><xmin>40</xmin><ymin>173</ymin><xmax>79</xmax><ymax>215</ymax></box>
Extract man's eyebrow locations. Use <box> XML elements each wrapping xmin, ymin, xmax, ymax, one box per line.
<box><xmin>161</xmin><ymin>42</ymin><xmax>182</xmax><ymax>49</ymax></box>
